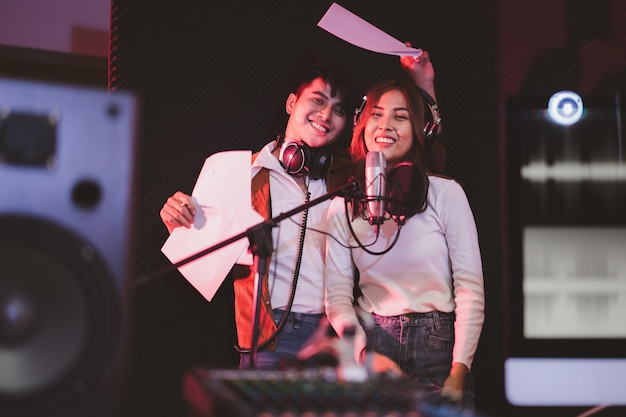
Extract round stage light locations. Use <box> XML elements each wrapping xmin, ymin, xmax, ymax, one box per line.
<box><xmin>547</xmin><ymin>90</ymin><xmax>583</xmax><ymax>126</ymax></box>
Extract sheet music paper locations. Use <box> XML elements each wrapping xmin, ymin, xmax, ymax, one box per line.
<box><xmin>161</xmin><ymin>150</ymin><xmax>263</xmax><ymax>301</ymax></box>
<box><xmin>317</xmin><ymin>3</ymin><xmax>423</xmax><ymax>57</ymax></box>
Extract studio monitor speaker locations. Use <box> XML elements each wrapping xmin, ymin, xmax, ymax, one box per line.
<box><xmin>0</xmin><ymin>77</ymin><xmax>137</xmax><ymax>417</ymax></box>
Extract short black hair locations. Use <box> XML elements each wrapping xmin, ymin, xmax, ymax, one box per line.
<box><xmin>291</xmin><ymin>61</ymin><xmax>350</xmax><ymax>101</ymax></box>
<box><xmin>286</xmin><ymin>60</ymin><xmax>357</xmax><ymax>149</ymax></box>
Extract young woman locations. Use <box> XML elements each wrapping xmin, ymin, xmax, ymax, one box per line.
<box><xmin>324</xmin><ymin>79</ymin><xmax>485</xmax><ymax>408</ymax></box>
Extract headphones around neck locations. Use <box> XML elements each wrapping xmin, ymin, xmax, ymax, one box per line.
<box><xmin>277</xmin><ymin>136</ymin><xmax>333</xmax><ymax>180</ymax></box>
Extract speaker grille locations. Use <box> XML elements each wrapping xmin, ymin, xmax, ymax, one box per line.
<box><xmin>0</xmin><ymin>216</ymin><xmax>122</xmax><ymax>415</ymax></box>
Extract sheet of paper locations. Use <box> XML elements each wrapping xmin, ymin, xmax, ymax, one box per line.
<box><xmin>317</xmin><ymin>3</ymin><xmax>423</xmax><ymax>57</ymax></box>
<box><xmin>161</xmin><ymin>150</ymin><xmax>264</xmax><ymax>301</ymax></box>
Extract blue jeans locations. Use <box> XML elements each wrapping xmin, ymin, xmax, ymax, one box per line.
<box><xmin>363</xmin><ymin>311</ymin><xmax>475</xmax><ymax>409</ymax></box>
<box><xmin>239</xmin><ymin>309</ymin><xmax>324</xmax><ymax>370</ymax></box>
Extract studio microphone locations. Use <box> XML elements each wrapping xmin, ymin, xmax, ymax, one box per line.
<box><xmin>365</xmin><ymin>151</ymin><xmax>387</xmax><ymax>226</ymax></box>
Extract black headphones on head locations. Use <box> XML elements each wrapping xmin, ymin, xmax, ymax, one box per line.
<box><xmin>415</xmin><ymin>86</ymin><xmax>442</xmax><ymax>140</ymax></box>
<box><xmin>277</xmin><ymin>136</ymin><xmax>333</xmax><ymax>180</ymax></box>
<box><xmin>353</xmin><ymin>86</ymin><xmax>443</xmax><ymax>144</ymax></box>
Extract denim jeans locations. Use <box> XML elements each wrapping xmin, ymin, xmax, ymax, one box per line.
<box><xmin>239</xmin><ymin>309</ymin><xmax>324</xmax><ymax>370</ymax></box>
<box><xmin>363</xmin><ymin>311</ymin><xmax>475</xmax><ymax>409</ymax></box>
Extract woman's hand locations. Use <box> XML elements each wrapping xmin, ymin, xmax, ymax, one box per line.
<box><xmin>361</xmin><ymin>351</ymin><xmax>403</xmax><ymax>376</ymax></box>
<box><xmin>441</xmin><ymin>362</ymin><xmax>469</xmax><ymax>405</ymax></box>
<box><xmin>400</xmin><ymin>44</ymin><xmax>436</xmax><ymax>97</ymax></box>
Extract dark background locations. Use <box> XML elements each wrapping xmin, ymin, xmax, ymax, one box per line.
<box><xmin>2</xmin><ymin>1</ymin><xmax>625</xmax><ymax>417</ymax></box>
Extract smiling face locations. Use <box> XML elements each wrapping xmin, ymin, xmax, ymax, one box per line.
<box><xmin>283</xmin><ymin>77</ymin><xmax>347</xmax><ymax>149</ymax></box>
<box><xmin>363</xmin><ymin>89</ymin><xmax>414</xmax><ymax>168</ymax></box>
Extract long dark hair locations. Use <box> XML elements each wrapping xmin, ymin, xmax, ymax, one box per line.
<box><xmin>350</xmin><ymin>79</ymin><xmax>427</xmax><ymax>166</ymax></box>
<box><xmin>349</xmin><ymin>79</ymin><xmax>430</xmax><ymax>219</ymax></box>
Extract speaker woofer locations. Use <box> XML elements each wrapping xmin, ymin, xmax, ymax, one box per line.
<box><xmin>0</xmin><ymin>215</ymin><xmax>122</xmax><ymax>416</ymax></box>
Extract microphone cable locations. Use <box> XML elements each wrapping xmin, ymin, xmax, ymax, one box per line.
<box><xmin>343</xmin><ymin>197</ymin><xmax>402</xmax><ymax>256</ymax></box>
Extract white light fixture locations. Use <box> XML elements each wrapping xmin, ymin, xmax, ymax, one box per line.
<box><xmin>547</xmin><ymin>90</ymin><xmax>583</xmax><ymax>126</ymax></box>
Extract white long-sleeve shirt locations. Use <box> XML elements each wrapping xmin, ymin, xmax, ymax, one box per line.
<box><xmin>324</xmin><ymin>175</ymin><xmax>485</xmax><ymax>368</ymax></box>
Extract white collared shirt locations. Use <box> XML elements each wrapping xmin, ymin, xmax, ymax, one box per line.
<box><xmin>251</xmin><ymin>141</ymin><xmax>330</xmax><ymax>314</ymax></box>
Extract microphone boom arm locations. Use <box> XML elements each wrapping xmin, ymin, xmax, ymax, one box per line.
<box><xmin>172</xmin><ymin>177</ymin><xmax>361</xmax><ymax>270</ymax></box>
<box><xmin>134</xmin><ymin>177</ymin><xmax>361</xmax><ymax>368</ymax></box>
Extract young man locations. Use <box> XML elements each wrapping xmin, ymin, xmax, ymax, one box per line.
<box><xmin>160</xmin><ymin>62</ymin><xmax>352</xmax><ymax>369</ymax></box>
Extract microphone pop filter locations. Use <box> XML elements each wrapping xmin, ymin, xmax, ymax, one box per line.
<box><xmin>386</xmin><ymin>162</ymin><xmax>428</xmax><ymax>223</ymax></box>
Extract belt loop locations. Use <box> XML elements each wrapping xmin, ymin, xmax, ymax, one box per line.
<box><xmin>432</xmin><ymin>311</ymin><xmax>441</xmax><ymax>329</ymax></box>
<box><xmin>293</xmin><ymin>312</ymin><xmax>301</xmax><ymax>329</ymax></box>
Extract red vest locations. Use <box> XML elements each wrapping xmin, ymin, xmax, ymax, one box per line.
<box><xmin>232</xmin><ymin>164</ymin><xmax>277</xmax><ymax>351</ymax></box>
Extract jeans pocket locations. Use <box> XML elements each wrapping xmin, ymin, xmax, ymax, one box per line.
<box><xmin>275</xmin><ymin>313</ymin><xmax>293</xmax><ymax>338</ymax></box>
<box><xmin>424</xmin><ymin>332</ymin><xmax>454</xmax><ymax>386</ymax></box>
<box><xmin>425</xmin><ymin>333</ymin><xmax>453</xmax><ymax>350</ymax></box>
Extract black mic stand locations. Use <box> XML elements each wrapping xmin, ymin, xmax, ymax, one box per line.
<box><xmin>152</xmin><ymin>178</ymin><xmax>361</xmax><ymax>368</ymax></box>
